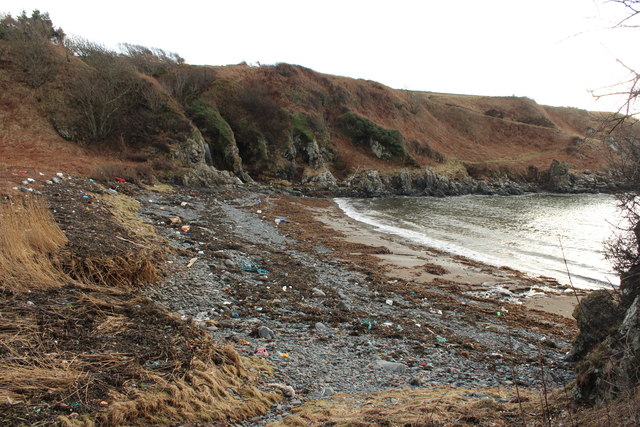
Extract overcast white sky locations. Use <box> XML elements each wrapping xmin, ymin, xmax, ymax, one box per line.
<box><xmin>3</xmin><ymin>0</ymin><xmax>638</xmax><ymax>111</ymax></box>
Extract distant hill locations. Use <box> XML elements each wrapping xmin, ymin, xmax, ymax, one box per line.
<box><xmin>1</xmin><ymin>12</ymin><xmax>637</xmax><ymax>191</ymax></box>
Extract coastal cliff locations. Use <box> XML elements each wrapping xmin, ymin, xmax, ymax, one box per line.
<box><xmin>2</xmin><ymin>33</ymin><xmax>639</xmax><ymax>194</ymax></box>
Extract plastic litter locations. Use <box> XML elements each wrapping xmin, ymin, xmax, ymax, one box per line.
<box><xmin>256</xmin><ymin>347</ymin><xmax>269</xmax><ymax>356</ymax></box>
<box><xmin>241</xmin><ymin>260</ymin><xmax>269</xmax><ymax>275</ymax></box>
<box><xmin>231</xmin><ymin>312</ymin><xmax>240</xmax><ymax>318</ymax></box>
<box><xmin>436</xmin><ymin>336</ymin><xmax>447</xmax><ymax>343</ymax></box>
<box><xmin>114</xmin><ymin>177</ymin><xmax>125</xmax><ymax>183</ymax></box>
<box><xmin>360</xmin><ymin>319</ymin><xmax>373</xmax><ymax>330</ymax></box>
<box><xmin>180</xmin><ymin>225</ymin><xmax>191</xmax><ymax>232</ymax></box>
<box><xmin>385</xmin><ymin>299</ymin><xmax>393</xmax><ymax>306</ymax></box>
<box><xmin>180</xmin><ymin>201</ymin><xmax>188</xmax><ymax>207</ymax></box>
<box><xmin>274</xmin><ymin>217</ymin><xmax>287</xmax><ymax>224</ymax></box>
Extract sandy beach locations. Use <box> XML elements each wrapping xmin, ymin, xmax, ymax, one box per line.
<box><xmin>289</xmin><ymin>195</ymin><xmax>585</xmax><ymax>319</ymax></box>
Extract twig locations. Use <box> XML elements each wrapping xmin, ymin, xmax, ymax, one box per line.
<box><xmin>558</xmin><ymin>237</ymin><xmax>585</xmax><ymax>312</ymax></box>
<box><xmin>505</xmin><ymin>313</ymin><xmax>527</xmax><ymax>426</ymax></box>
<box><xmin>537</xmin><ymin>345</ymin><xmax>552</xmax><ymax>427</ymax></box>
<box><xmin>115</xmin><ymin>235</ymin><xmax>147</xmax><ymax>248</ymax></box>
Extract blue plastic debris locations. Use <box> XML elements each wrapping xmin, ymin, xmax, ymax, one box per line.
<box><xmin>241</xmin><ymin>260</ymin><xmax>269</xmax><ymax>275</ymax></box>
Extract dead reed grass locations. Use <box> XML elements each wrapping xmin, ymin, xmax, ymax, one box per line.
<box><xmin>274</xmin><ymin>387</ymin><xmax>530</xmax><ymax>426</ymax></box>
<box><xmin>79</xmin><ymin>357</ymin><xmax>280</xmax><ymax>426</ymax></box>
<box><xmin>0</xmin><ymin>361</ymin><xmax>87</xmax><ymax>404</ymax></box>
<box><xmin>61</xmin><ymin>252</ymin><xmax>158</xmax><ymax>289</ymax></box>
<box><xmin>0</xmin><ymin>191</ymin><xmax>279</xmax><ymax>425</ymax></box>
<box><xmin>0</xmin><ymin>196</ymin><xmax>68</xmax><ymax>292</ymax></box>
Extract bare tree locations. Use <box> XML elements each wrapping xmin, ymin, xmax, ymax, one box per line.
<box><xmin>63</xmin><ymin>36</ymin><xmax>141</xmax><ymax>142</ymax></box>
<box><xmin>590</xmin><ymin>1</ymin><xmax>640</xmax><ymax>130</ymax></box>
<box><xmin>161</xmin><ymin>66</ymin><xmax>216</xmax><ymax>104</ymax></box>
<box><xmin>119</xmin><ymin>42</ymin><xmax>184</xmax><ymax>77</ymax></box>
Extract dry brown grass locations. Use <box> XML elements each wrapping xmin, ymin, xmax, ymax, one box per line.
<box><xmin>61</xmin><ymin>251</ymin><xmax>158</xmax><ymax>289</ymax></box>
<box><xmin>78</xmin><ymin>356</ymin><xmax>279</xmax><ymax>426</ymax></box>
<box><xmin>0</xmin><ymin>196</ymin><xmax>68</xmax><ymax>292</ymax></box>
<box><xmin>273</xmin><ymin>383</ymin><xmax>640</xmax><ymax>427</ymax></box>
<box><xmin>272</xmin><ymin>387</ymin><xmax>530</xmax><ymax>426</ymax></box>
<box><xmin>0</xmin><ymin>190</ymin><xmax>280</xmax><ymax>425</ymax></box>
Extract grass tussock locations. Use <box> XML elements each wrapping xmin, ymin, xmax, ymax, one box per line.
<box><xmin>61</xmin><ymin>251</ymin><xmax>158</xmax><ymax>289</ymax></box>
<box><xmin>57</xmin><ymin>188</ymin><xmax>163</xmax><ymax>289</ymax></box>
<box><xmin>274</xmin><ymin>387</ymin><xmax>552</xmax><ymax>427</ymax></box>
<box><xmin>276</xmin><ymin>384</ymin><xmax>640</xmax><ymax>426</ymax></box>
<box><xmin>80</xmin><ymin>357</ymin><xmax>280</xmax><ymax>426</ymax></box>
<box><xmin>0</xmin><ymin>196</ymin><xmax>68</xmax><ymax>292</ymax></box>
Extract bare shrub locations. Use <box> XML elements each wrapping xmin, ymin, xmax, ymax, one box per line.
<box><xmin>119</xmin><ymin>42</ymin><xmax>184</xmax><ymax>77</ymax></box>
<box><xmin>161</xmin><ymin>66</ymin><xmax>216</xmax><ymax>104</ymax></box>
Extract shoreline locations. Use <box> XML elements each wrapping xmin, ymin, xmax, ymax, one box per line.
<box><xmin>6</xmin><ymin>178</ymin><xmax>583</xmax><ymax>425</ymax></box>
<box><xmin>313</xmin><ymin>196</ymin><xmax>585</xmax><ymax>319</ymax></box>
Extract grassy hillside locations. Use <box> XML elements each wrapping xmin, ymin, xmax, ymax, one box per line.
<box><xmin>1</xmin><ymin>11</ymin><xmax>637</xmax><ymax>191</ymax></box>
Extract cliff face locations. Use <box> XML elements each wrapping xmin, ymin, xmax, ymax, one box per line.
<box><xmin>1</xmin><ymin>37</ymin><xmax>638</xmax><ymax>192</ymax></box>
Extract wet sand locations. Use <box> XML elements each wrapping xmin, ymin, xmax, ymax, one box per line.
<box><xmin>307</xmin><ymin>198</ymin><xmax>585</xmax><ymax>319</ymax></box>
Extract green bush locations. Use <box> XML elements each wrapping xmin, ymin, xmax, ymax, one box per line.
<box><xmin>291</xmin><ymin>113</ymin><xmax>316</xmax><ymax>143</ymax></box>
<box><xmin>187</xmin><ymin>100</ymin><xmax>238</xmax><ymax>171</ymax></box>
<box><xmin>337</xmin><ymin>111</ymin><xmax>406</xmax><ymax>160</ymax></box>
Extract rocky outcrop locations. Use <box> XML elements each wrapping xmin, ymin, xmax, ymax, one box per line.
<box><xmin>571</xmin><ymin>267</ymin><xmax>640</xmax><ymax>404</ymax></box>
<box><xmin>173</xmin><ymin>130</ymin><xmax>241</xmax><ymax>186</ymax></box>
<box><xmin>541</xmin><ymin>160</ymin><xmax>571</xmax><ymax>192</ymax></box>
<box><xmin>567</xmin><ymin>290</ymin><xmax>622</xmax><ymax>363</ymax></box>
<box><xmin>180</xmin><ymin>165</ymin><xmax>242</xmax><ymax>186</ymax></box>
<box><xmin>302</xmin><ymin>169</ymin><xmax>338</xmax><ymax>190</ymax></box>
<box><xmin>345</xmin><ymin>170</ymin><xmax>387</xmax><ymax>196</ymax></box>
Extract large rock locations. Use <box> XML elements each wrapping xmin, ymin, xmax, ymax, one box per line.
<box><xmin>567</xmin><ymin>290</ymin><xmax>622</xmax><ymax>362</ymax></box>
<box><xmin>572</xmin><ymin>289</ymin><xmax>640</xmax><ymax>404</ymax></box>
<box><xmin>620</xmin><ymin>264</ymin><xmax>640</xmax><ymax>310</ymax></box>
<box><xmin>180</xmin><ymin>164</ymin><xmax>241</xmax><ymax>187</ymax></box>
<box><xmin>347</xmin><ymin>170</ymin><xmax>387</xmax><ymax>196</ymax></box>
<box><xmin>303</xmin><ymin>169</ymin><xmax>338</xmax><ymax>190</ymax></box>
<box><xmin>543</xmin><ymin>159</ymin><xmax>571</xmax><ymax>192</ymax></box>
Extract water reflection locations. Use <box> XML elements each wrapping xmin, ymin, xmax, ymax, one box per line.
<box><xmin>337</xmin><ymin>194</ymin><xmax>624</xmax><ymax>289</ymax></box>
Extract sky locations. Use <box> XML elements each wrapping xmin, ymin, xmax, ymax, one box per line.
<box><xmin>2</xmin><ymin>0</ymin><xmax>639</xmax><ymax>112</ymax></box>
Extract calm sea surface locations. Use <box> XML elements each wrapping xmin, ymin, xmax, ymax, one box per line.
<box><xmin>335</xmin><ymin>194</ymin><xmax>625</xmax><ymax>289</ymax></box>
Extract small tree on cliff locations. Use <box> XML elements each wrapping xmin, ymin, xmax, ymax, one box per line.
<box><xmin>0</xmin><ymin>10</ymin><xmax>65</xmax><ymax>87</ymax></box>
<box><xmin>600</xmin><ymin>1</ymin><xmax>640</xmax><ymax>273</ymax></box>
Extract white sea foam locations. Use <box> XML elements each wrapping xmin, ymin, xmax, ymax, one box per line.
<box><xmin>335</xmin><ymin>194</ymin><xmax>623</xmax><ymax>290</ymax></box>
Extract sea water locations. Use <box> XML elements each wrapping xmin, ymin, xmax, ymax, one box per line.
<box><xmin>335</xmin><ymin>194</ymin><xmax>626</xmax><ymax>289</ymax></box>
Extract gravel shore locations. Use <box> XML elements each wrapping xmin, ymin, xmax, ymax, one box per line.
<box><xmin>134</xmin><ymin>185</ymin><xmax>578</xmax><ymax>425</ymax></box>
